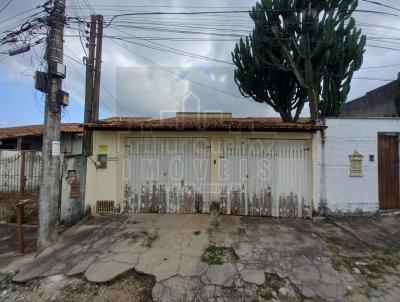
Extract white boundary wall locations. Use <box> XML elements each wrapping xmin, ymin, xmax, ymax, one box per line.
<box><xmin>317</xmin><ymin>118</ymin><xmax>400</xmax><ymax>215</ymax></box>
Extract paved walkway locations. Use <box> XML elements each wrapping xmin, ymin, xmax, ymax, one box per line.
<box><xmin>5</xmin><ymin>214</ymin><xmax>400</xmax><ymax>302</ymax></box>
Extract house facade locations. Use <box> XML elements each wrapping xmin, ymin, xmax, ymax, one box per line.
<box><xmin>0</xmin><ymin>123</ymin><xmax>83</xmax><ymax>154</ymax></box>
<box><xmin>317</xmin><ymin>118</ymin><xmax>400</xmax><ymax>215</ymax></box>
<box><xmin>83</xmin><ymin>113</ymin><xmax>400</xmax><ymax>218</ymax></box>
<box><xmin>0</xmin><ymin>123</ymin><xmax>85</xmax><ymax>225</ymax></box>
<box><xmin>84</xmin><ymin>113</ymin><xmax>323</xmax><ymax>218</ymax></box>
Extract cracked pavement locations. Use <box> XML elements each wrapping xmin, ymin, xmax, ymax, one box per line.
<box><xmin>4</xmin><ymin>214</ymin><xmax>400</xmax><ymax>302</ymax></box>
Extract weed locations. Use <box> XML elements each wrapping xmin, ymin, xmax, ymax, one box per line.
<box><xmin>326</xmin><ymin>236</ymin><xmax>340</xmax><ymax>246</ymax></box>
<box><xmin>331</xmin><ymin>258</ymin><xmax>344</xmax><ymax>271</ymax></box>
<box><xmin>257</xmin><ymin>288</ymin><xmax>273</xmax><ymax>300</ymax></box>
<box><xmin>0</xmin><ymin>273</ymin><xmax>15</xmax><ymax>291</ymax></box>
<box><xmin>200</xmin><ymin>245</ymin><xmax>239</xmax><ymax>265</ymax></box>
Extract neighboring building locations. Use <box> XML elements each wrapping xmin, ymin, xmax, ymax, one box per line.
<box><xmin>317</xmin><ymin>118</ymin><xmax>400</xmax><ymax>215</ymax></box>
<box><xmin>0</xmin><ymin>123</ymin><xmax>83</xmax><ymax>154</ymax></box>
<box><xmin>0</xmin><ymin>123</ymin><xmax>84</xmax><ymax>225</ymax></box>
<box><xmin>84</xmin><ymin>113</ymin><xmax>323</xmax><ymax>218</ymax></box>
<box><xmin>340</xmin><ymin>80</ymin><xmax>399</xmax><ymax>118</ymax></box>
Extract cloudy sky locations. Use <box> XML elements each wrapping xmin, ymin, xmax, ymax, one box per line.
<box><xmin>0</xmin><ymin>0</ymin><xmax>399</xmax><ymax>126</ymax></box>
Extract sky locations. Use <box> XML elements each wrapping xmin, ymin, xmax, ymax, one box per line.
<box><xmin>0</xmin><ymin>0</ymin><xmax>399</xmax><ymax>126</ymax></box>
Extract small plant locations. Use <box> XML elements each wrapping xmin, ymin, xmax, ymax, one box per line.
<box><xmin>209</xmin><ymin>201</ymin><xmax>221</xmax><ymax>217</ymax></box>
<box><xmin>193</xmin><ymin>230</ymin><xmax>201</xmax><ymax>236</ymax></box>
<box><xmin>0</xmin><ymin>273</ymin><xmax>15</xmax><ymax>291</ymax></box>
<box><xmin>257</xmin><ymin>288</ymin><xmax>273</xmax><ymax>300</ymax></box>
<box><xmin>201</xmin><ymin>245</ymin><xmax>239</xmax><ymax>265</ymax></box>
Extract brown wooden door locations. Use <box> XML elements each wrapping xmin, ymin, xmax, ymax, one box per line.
<box><xmin>378</xmin><ymin>134</ymin><xmax>400</xmax><ymax>209</ymax></box>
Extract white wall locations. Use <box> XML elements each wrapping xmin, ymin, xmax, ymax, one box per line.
<box><xmin>318</xmin><ymin>118</ymin><xmax>400</xmax><ymax>215</ymax></box>
<box><xmin>85</xmin><ymin>130</ymin><xmax>315</xmax><ymax>216</ymax></box>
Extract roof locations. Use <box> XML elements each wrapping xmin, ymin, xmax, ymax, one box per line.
<box><xmin>0</xmin><ymin>123</ymin><xmax>82</xmax><ymax>140</ymax></box>
<box><xmin>84</xmin><ymin>116</ymin><xmax>323</xmax><ymax>132</ymax></box>
<box><xmin>341</xmin><ymin>79</ymin><xmax>399</xmax><ymax>118</ymax></box>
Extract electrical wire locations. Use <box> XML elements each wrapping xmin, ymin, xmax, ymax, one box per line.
<box><xmin>64</xmin><ymin>43</ymin><xmax>132</xmax><ymax>116</ymax></box>
<box><xmin>111</xmin><ymin>39</ymin><xmax>247</xmax><ymax>100</ymax></box>
<box><xmin>361</xmin><ymin>0</ymin><xmax>400</xmax><ymax>12</ymax></box>
<box><xmin>0</xmin><ymin>0</ymin><xmax>13</xmax><ymax>15</ymax></box>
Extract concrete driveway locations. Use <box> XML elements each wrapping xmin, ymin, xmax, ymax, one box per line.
<box><xmin>4</xmin><ymin>214</ymin><xmax>400</xmax><ymax>302</ymax></box>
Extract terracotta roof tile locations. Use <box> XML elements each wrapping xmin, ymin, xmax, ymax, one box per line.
<box><xmin>84</xmin><ymin>116</ymin><xmax>323</xmax><ymax>132</ymax></box>
<box><xmin>0</xmin><ymin>123</ymin><xmax>82</xmax><ymax>140</ymax></box>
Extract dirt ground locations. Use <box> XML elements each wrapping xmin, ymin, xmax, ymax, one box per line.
<box><xmin>1</xmin><ymin>271</ymin><xmax>154</xmax><ymax>302</ymax></box>
<box><xmin>0</xmin><ymin>224</ymin><xmax>37</xmax><ymax>255</ymax></box>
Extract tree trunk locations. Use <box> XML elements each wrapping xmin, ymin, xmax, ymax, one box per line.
<box><xmin>308</xmin><ymin>89</ymin><xmax>319</xmax><ymax>124</ymax></box>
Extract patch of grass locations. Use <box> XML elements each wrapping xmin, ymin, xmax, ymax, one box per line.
<box><xmin>326</xmin><ymin>236</ymin><xmax>340</xmax><ymax>246</ymax></box>
<box><xmin>0</xmin><ymin>273</ymin><xmax>15</xmax><ymax>291</ymax></box>
<box><xmin>193</xmin><ymin>230</ymin><xmax>201</xmax><ymax>236</ymax></box>
<box><xmin>200</xmin><ymin>245</ymin><xmax>239</xmax><ymax>265</ymax></box>
<box><xmin>374</xmin><ymin>249</ymin><xmax>400</xmax><ymax>268</ymax></box>
<box><xmin>365</xmin><ymin>262</ymin><xmax>382</xmax><ymax>275</ymax></box>
<box><xmin>331</xmin><ymin>247</ymin><xmax>400</xmax><ymax>280</ymax></box>
<box><xmin>331</xmin><ymin>258</ymin><xmax>344</xmax><ymax>271</ymax></box>
<box><xmin>256</xmin><ymin>288</ymin><xmax>273</xmax><ymax>300</ymax></box>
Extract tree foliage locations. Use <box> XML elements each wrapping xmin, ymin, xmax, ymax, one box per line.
<box><xmin>232</xmin><ymin>0</ymin><xmax>366</xmax><ymax>122</ymax></box>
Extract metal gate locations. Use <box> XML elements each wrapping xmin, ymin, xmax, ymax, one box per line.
<box><xmin>0</xmin><ymin>151</ymin><xmax>42</xmax><ymax>192</ymax></box>
<box><xmin>123</xmin><ymin>137</ymin><xmax>211</xmax><ymax>213</ymax></box>
<box><xmin>0</xmin><ymin>151</ymin><xmax>42</xmax><ymax>223</ymax></box>
<box><xmin>219</xmin><ymin>138</ymin><xmax>310</xmax><ymax>218</ymax></box>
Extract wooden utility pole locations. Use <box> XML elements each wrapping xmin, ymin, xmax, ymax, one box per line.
<box><xmin>92</xmin><ymin>15</ymin><xmax>103</xmax><ymax>122</ymax></box>
<box><xmin>83</xmin><ymin>14</ymin><xmax>103</xmax><ymax>155</ymax></box>
<box><xmin>37</xmin><ymin>0</ymin><xmax>66</xmax><ymax>251</ymax></box>
<box><xmin>84</xmin><ymin>15</ymin><xmax>97</xmax><ymax>125</ymax></box>
<box><xmin>83</xmin><ymin>15</ymin><xmax>97</xmax><ymax>156</ymax></box>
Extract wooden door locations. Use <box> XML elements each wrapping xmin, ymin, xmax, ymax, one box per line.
<box><xmin>378</xmin><ymin>134</ymin><xmax>400</xmax><ymax>209</ymax></box>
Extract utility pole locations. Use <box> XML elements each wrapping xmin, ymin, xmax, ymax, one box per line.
<box><xmin>38</xmin><ymin>0</ymin><xmax>66</xmax><ymax>251</ymax></box>
<box><xmin>83</xmin><ymin>14</ymin><xmax>103</xmax><ymax>155</ymax></box>
<box><xmin>92</xmin><ymin>15</ymin><xmax>103</xmax><ymax>122</ymax></box>
<box><xmin>83</xmin><ymin>15</ymin><xmax>97</xmax><ymax>156</ymax></box>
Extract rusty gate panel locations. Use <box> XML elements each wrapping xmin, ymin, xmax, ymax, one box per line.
<box><xmin>123</xmin><ymin>137</ymin><xmax>211</xmax><ymax>214</ymax></box>
<box><xmin>220</xmin><ymin>138</ymin><xmax>310</xmax><ymax>218</ymax></box>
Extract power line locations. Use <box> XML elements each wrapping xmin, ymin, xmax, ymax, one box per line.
<box><xmin>361</xmin><ymin>63</ymin><xmax>400</xmax><ymax>69</ymax></box>
<box><xmin>64</xmin><ymin>44</ymin><xmax>132</xmax><ymax>116</ymax></box>
<box><xmin>100</xmin><ymin>9</ymin><xmax>400</xmax><ymax>27</ymax></box>
<box><xmin>353</xmin><ymin>77</ymin><xmax>395</xmax><ymax>81</ymax></box>
<box><xmin>361</xmin><ymin>0</ymin><xmax>400</xmax><ymax>12</ymax></box>
<box><xmin>366</xmin><ymin>44</ymin><xmax>400</xmax><ymax>52</ymax></box>
<box><xmin>0</xmin><ymin>0</ymin><xmax>13</xmax><ymax>15</ymax></box>
<box><xmin>109</xmin><ymin>26</ymin><xmax>234</xmax><ymax>65</ymax></box>
<box><xmin>111</xmin><ymin>39</ymin><xmax>246</xmax><ymax>100</ymax></box>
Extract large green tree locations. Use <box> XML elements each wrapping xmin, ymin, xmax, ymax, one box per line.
<box><xmin>232</xmin><ymin>0</ymin><xmax>366</xmax><ymax>122</ymax></box>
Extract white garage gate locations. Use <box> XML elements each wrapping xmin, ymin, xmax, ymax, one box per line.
<box><xmin>123</xmin><ymin>137</ymin><xmax>211</xmax><ymax>213</ymax></box>
<box><xmin>219</xmin><ymin>138</ymin><xmax>310</xmax><ymax>218</ymax></box>
<box><xmin>123</xmin><ymin>137</ymin><xmax>310</xmax><ymax>217</ymax></box>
